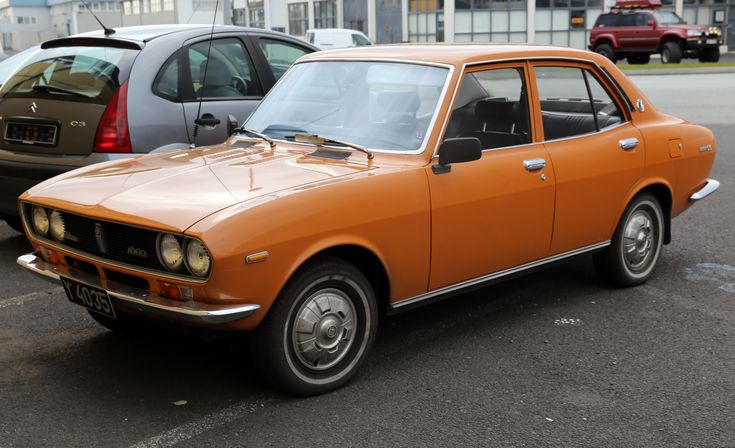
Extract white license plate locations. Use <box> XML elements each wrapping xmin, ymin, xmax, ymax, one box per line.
<box><xmin>61</xmin><ymin>277</ymin><xmax>116</xmax><ymax>319</ymax></box>
<box><xmin>706</xmin><ymin>39</ymin><xmax>717</xmax><ymax>44</ymax></box>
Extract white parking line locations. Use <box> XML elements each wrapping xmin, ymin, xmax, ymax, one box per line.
<box><xmin>0</xmin><ymin>287</ymin><xmax>62</xmax><ymax>309</ymax></box>
<box><xmin>129</xmin><ymin>399</ymin><xmax>274</xmax><ymax>448</ymax></box>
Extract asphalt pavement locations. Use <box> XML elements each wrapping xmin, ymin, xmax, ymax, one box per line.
<box><xmin>0</xmin><ymin>73</ymin><xmax>734</xmax><ymax>447</ymax></box>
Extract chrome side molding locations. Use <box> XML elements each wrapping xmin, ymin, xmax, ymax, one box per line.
<box><xmin>390</xmin><ymin>241</ymin><xmax>611</xmax><ymax>310</ymax></box>
<box><xmin>690</xmin><ymin>179</ymin><xmax>720</xmax><ymax>202</ymax></box>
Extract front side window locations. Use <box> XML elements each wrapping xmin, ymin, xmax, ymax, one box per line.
<box><xmin>653</xmin><ymin>10</ymin><xmax>684</xmax><ymax>24</ymax></box>
<box><xmin>259</xmin><ymin>39</ymin><xmax>310</xmax><ymax>81</ymax></box>
<box><xmin>445</xmin><ymin>67</ymin><xmax>531</xmax><ymax>150</ymax></box>
<box><xmin>187</xmin><ymin>38</ymin><xmax>260</xmax><ymax>99</ymax></box>
<box><xmin>535</xmin><ymin>66</ymin><xmax>623</xmax><ymax>141</ymax></box>
<box><xmin>244</xmin><ymin>61</ymin><xmax>449</xmax><ymax>152</ymax></box>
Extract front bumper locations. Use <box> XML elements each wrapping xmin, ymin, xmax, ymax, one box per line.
<box><xmin>17</xmin><ymin>253</ymin><xmax>260</xmax><ymax>325</ymax></box>
<box><xmin>684</xmin><ymin>37</ymin><xmax>723</xmax><ymax>50</ymax></box>
<box><xmin>690</xmin><ymin>178</ymin><xmax>720</xmax><ymax>202</ymax></box>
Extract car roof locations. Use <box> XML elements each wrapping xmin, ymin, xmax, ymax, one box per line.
<box><xmin>302</xmin><ymin>44</ymin><xmax>596</xmax><ymax>67</ymax></box>
<box><xmin>73</xmin><ymin>24</ymin><xmax>299</xmax><ymax>43</ymax></box>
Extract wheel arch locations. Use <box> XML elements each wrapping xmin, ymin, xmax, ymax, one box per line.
<box><xmin>593</xmin><ymin>36</ymin><xmax>617</xmax><ymax>50</ymax></box>
<box><xmin>615</xmin><ymin>180</ymin><xmax>673</xmax><ymax>245</ymax></box>
<box><xmin>659</xmin><ymin>34</ymin><xmax>684</xmax><ymax>52</ymax></box>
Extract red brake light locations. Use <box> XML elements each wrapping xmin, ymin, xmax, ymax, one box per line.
<box><xmin>93</xmin><ymin>80</ymin><xmax>132</xmax><ymax>153</ymax></box>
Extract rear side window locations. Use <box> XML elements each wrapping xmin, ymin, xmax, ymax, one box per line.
<box><xmin>596</xmin><ymin>14</ymin><xmax>618</xmax><ymax>27</ymax></box>
<box><xmin>258</xmin><ymin>39</ymin><xmax>310</xmax><ymax>81</ymax></box>
<box><xmin>0</xmin><ymin>46</ymin><xmax>138</xmax><ymax>105</ymax></box>
<box><xmin>188</xmin><ymin>38</ymin><xmax>261</xmax><ymax>100</ymax></box>
<box><xmin>153</xmin><ymin>52</ymin><xmax>180</xmax><ymax>101</ymax></box>
<box><xmin>535</xmin><ymin>66</ymin><xmax>623</xmax><ymax>141</ymax></box>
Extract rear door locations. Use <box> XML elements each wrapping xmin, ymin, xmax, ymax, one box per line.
<box><xmin>531</xmin><ymin>62</ymin><xmax>644</xmax><ymax>254</ymax></box>
<box><xmin>181</xmin><ymin>35</ymin><xmax>265</xmax><ymax>146</ymax></box>
<box><xmin>0</xmin><ymin>42</ymin><xmax>139</xmax><ymax>156</ymax></box>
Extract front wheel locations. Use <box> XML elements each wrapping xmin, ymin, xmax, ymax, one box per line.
<box><xmin>595</xmin><ymin>43</ymin><xmax>617</xmax><ymax>63</ymax></box>
<box><xmin>698</xmin><ymin>47</ymin><xmax>720</xmax><ymax>63</ymax></box>
<box><xmin>594</xmin><ymin>193</ymin><xmax>664</xmax><ymax>287</ymax></box>
<box><xmin>251</xmin><ymin>257</ymin><xmax>378</xmax><ymax>396</ymax></box>
<box><xmin>661</xmin><ymin>41</ymin><xmax>682</xmax><ymax>64</ymax></box>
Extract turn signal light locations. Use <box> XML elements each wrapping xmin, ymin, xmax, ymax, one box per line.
<box><xmin>157</xmin><ymin>281</ymin><xmax>194</xmax><ymax>301</ymax></box>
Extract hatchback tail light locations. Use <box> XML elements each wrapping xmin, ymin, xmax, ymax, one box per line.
<box><xmin>93</xmin><ymin>80</ymin><xmax>132</xmax><ymax>153</ymax></box>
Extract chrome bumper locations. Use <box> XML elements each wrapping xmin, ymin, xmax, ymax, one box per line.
<box><xmin>690</xmin><ymin>179</ymin><xmax>720</xmax><ymax>202</ymax></box>
<box><xmin>16</xmin><ymin>253</ymin><xmax>260</xmax><ymax>325</ymax></box>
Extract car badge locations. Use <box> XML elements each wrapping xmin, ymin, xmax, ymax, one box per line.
<box><xmin>126</xmin><ymin>246</ymin><xmax>148</xmax><ymax>258</ymax></box>
<box><xmin>94</xmin><ymin>223</ymin><xmax>108</xmax><ymax>254</ymax></box>
<box><xmin>27</xmin><ymin>102</ymin><xmax>38</xmax><ymax>113</ymax></box>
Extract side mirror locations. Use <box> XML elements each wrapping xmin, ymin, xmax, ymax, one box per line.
<box><xmin>227</xmin><ymin>114</ymin><xmax>239</xmax><ymax>136</ymax></box>
<box><xmin>432</xmin><ymin>137</ymin><xmax>482</xmax><ymax>174</ymax></box>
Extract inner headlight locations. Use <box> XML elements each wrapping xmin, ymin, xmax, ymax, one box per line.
<box><xmin>185</xmin><ymin>239</ymin><xmax>211</xmax><ymax>277</ymax></box>
<box><xmin>159</xmin><ymin>234</ymin><xmax>184</xmax><ymax>271</ymax></box>
<box><xmin>32</xmin><ymin>206</ymin><xmax>49</xmax><ymax>236</ymax></box>
<box><xmin>49</xmin><ymin>210</ymin><xmax>65</xmax><ymax>242</ymax></box>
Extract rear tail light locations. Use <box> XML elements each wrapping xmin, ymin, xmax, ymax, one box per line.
<box><xmin>93</xmin><ymin>80</ymin><xmax>132</xmax><ymax>153</ymax></box>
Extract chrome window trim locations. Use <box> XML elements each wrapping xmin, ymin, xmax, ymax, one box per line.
<box><xmin>20</xmin><ymin>203</ymin><xmax>210</xmax><ymax>284</ymax></box>
<box><xmin>391</xmin><ymin>240</ymin><xmax>611</xmax><ymax>310</ymax></box>
<box><xmin>245</xmin><ymin>58</ymin><xmax>456</xmax><ymax>156</ymax></box>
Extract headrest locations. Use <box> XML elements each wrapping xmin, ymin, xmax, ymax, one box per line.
<box><xmin>475</xmin><ymin>99</ymin><xmax>517</xmax><ymax>122</ymax></box>
<box><xmin>377</xmin><ymin>91</ymin><xmax>421</xmax><ymax>115</ymax></box>
<box><xmin>200</xmin><ymin>58</ymin><xmax>230</xmax><ymax>86</ymax></box>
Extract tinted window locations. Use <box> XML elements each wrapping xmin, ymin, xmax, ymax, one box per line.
<box><xmin>597</xmin><ymin>14</ymin><xmax>618</xmax><ymax>27</ymax></box>
<box><xmin>153</xmin><ymin>53</ymin><xmax>179</xmax><ymax>101</ymax></box>
<box><xmin>636</xmin><ymin>13</ymin><xmax>652</xmax><ymax>26</ymax></box>
<box><xmin>535</xmin><ymin>66</ymin><xmax>623</xmax><ymax>141</ymax></box>
<box><xmin>0</xmin><ymin>46</ymin><xmax>138</xmax><ymax>105</ymax></box>
<box><xmin>445</xmin><ymin>68</ymin><xmax>531</xmax><ymax>150</ymax></box>
<box><xmin>618</xmin><ymin>14</ymin><xmax>638</xmax><ymax>26</ymax></box>
<box><xmin>352</xmin><ymin>34</ymin><xmax>371</xmax><ymax>46</ymax></box>
<box><xmin>258</xmin><ymin>39</ymin><xmax>310</xmax><ymax>81</ymax></box>
<box><xmin>188</xmin><ymin>38</ymin><xmax>261</xmax><ymax>99</ymax></box>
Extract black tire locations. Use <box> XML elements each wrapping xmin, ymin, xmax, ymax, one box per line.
<box><xmin>627</xmin><ymin>54</ymin><xmax>651</xmax><ymax>65</ymax></box>
<box><xmin>1</xmin><ymin>214</ymin><xmax>24</xmax><ymax>233</ymax></box>
<box><xmin>595</xmin><ymin>43</ymin><xmax>617</xmax><ymax>63</ymax></box>
<box><xmin>594</xmin><ymin>193</ymin><xmax>664</xmax><ymax>287</ymax></box>
<box><xmin>661</xmin><ymin>41</ymin><xmax>682</xmax><ymax>64</ymax></box>
<box><xmin>251</xmin><ymin>256</ymin><xmax>378</xmax><ymax>396</ymax></box>
<box><xmin>698</xmin><ymin>47</ymin><xmax>720</xmax><ymax>63</ymax></box>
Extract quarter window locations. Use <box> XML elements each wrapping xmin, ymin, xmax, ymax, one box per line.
<box><xmin>187</xmin><ymin>38</ymin><xmax>261</xmax><ymax>99</ymax></box>
<box><xmin>258</xmin><ymin>39</ymin><xmax>310</xmax><ymax>81</ymax></box>
<box><xmin>445</xmin><ymin>67</ymin><xmax>531</xmax><ymax>150</ymax></box>
<box><xmin>535</xmin><ymin>66</ymin><xmax>623</xmax><ymax>141</ymax></box>
<box><xmin>153</xmin><ymin>53</ymin><xmax>179</xmax><ymax>101</ymax></box>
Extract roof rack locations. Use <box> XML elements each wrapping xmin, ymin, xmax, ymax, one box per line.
<box><xmin>612</xmin><ymin>0</ymin><xmax>662</xmax><ymax>9</ymax></box>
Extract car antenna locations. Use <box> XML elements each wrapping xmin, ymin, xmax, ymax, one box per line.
<box><xmin>192</xmin><ymin>0</ymin><xmax>220</xmax><ymax>147</ymax></box>
<box><xmin>78</xmin><ymin>0</ymin><xmax>115</xmax><ymax>36</ymax></box>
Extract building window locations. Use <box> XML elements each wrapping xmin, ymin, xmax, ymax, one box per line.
<box><xmin>408</xmin><ymin>0</ymin><xmax>444</xmax><ymax>42</ymax></box>
<box><xmin>163</xmin><ymin>0</ymin><xmax>175</xmax><ymax>11</ymax></box>
<box><xmin>123</xmin><ymin>0</ymin><xmax>131</xmax><ymax>14</ymax></box>
<box><xmin>455</xmin><ymin>0</ymin><xmax>527</xmax><ymax>43</ymax></box>
<box><xmin>314</xmin><ymin>0</ymin><xmax>337</xmax><ymax>28</ymax></box>
<box><xmin>150</xmin><ymin>0</ymin><xmax>161</xmax><ymax>12</ymax></box>
<box><xmin>288</xmin><ymin>2</ymin><xmax>309</xmax><ymax>36</ymax></box>
<box><xmin>535</xmin><ymin>0</ymin><xmax>602</xmax><ymax>49</ymax></box>
<box><xmin>132</xmin><ymin>0</ymin><xmax>140</xmax><ymax>14</ymax></box>
<box><xmin>246</xmin><ymin>0</ymin><xmax>265</xmax><ymax>27</ymax></box>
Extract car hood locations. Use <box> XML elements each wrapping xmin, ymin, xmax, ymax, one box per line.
<box><xmin>24</xmin><ymin>139</ymin><xmax>377</xmax><ymax>232</ymax></box>
<box><xmin>664</xmin><ymin>24</ymin><xmax>710</xmax><ymax>32</ymax></box>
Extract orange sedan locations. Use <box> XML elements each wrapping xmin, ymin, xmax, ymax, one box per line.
<box><xmin>16</xmin><ymin>45</ymin><xmax>719</xmax><ymax>395</ymax></box>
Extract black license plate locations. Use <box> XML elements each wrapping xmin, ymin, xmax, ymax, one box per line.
<box><xmin>60</xmin><ymin>277</ymin><xmax>116</xmax><ymax>319</ymax></box>
<box><xmin>4</xmin><ymin>122</ymin><xmax>58</xmax><ymax>146</ymax></box>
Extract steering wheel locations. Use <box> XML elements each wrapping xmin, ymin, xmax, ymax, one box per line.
<box><xmin>231</xmin><ymin>76</ymin><xmax>248</xmax><ymax>96</ymax></box>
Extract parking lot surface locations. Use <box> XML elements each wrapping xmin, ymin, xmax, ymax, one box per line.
<box><xmin>0</xmin><ymin>73</ymin><xmax>734</xmax><ymax>447</ymax></box>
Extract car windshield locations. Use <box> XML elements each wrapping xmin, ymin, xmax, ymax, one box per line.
<box><xmin>0</xmin><ymin>46</ymin><xmax>138</xmax><ymax>105</ymax></box>
<box><xmin>654</xmin><ymin>11</ymin><xmax>685</xmax><ymax>25</ymax></box>
<box><xmin>244</xmin><ymin>61</ymin><xmax>450</xmax><ymax>153</ymax></box>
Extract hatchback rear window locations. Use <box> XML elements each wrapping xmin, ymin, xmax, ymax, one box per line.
<box><xmin>0</xmin><ymin>46</ymin><xmax>138</xmax><ymax>105</ymax></box>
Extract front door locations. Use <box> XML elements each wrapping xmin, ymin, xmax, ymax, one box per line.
<box><xmin>427</xmin><ymin>63</ymin><xmax>555</xmax><ymax>290</ymax></box>
<box><xmin>530</xmin><ymin>62</ymin><xmax>644</xmax><ymax>254</ymax></box>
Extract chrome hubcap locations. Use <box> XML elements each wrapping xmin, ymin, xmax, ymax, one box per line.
<box><xmin>623</xmin><ymin>209</ymin><xmax>655</xmax><ymax>270</ymax></box>
<box><xmin>291</xmin><ymin>288</ymin><xmax>356</xmax><ymax>371</ymax></box>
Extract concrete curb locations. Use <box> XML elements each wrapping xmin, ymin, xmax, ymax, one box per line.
<box><xmin>623</xmin><ymin>66</ymin><xmax>735</xmax><ymax>76</ymax></box>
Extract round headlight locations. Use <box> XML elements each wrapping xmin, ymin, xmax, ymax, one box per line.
<box><xmin>32</xmin><ymin>206</ymin><xmax>49</xmax><ymax>236</ymax></box>
<box><xmin>185</xmin><ymin>239</ymin><xmax>211</xmax><ymax>277</ymax></box>
<box><xmin>159</xmin><ymin>234</ymin><xmax>184</xmax><ymax>271</ymax></box>
<box><xmin>49</xmin><ymin>210</ymin><xmax>65</xmax><ymax>242</ymax></box>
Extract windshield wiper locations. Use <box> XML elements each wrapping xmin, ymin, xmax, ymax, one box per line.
<box><xmin>293</xmin><ymin>133</ymin><xmax>374</xmax><ymax>160</ymax></box>
<box><xmin>32</xmin><ymin>84</ymin><xmax>90</xmax><ymax>98</ymax></box>
<box><xmin>237</xmin><ymin>127</ymin><xmax>275</xmax><ymax>149</ymax></box>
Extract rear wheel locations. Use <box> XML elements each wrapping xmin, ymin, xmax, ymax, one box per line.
<box><xmin>594</xmin><ymin>193</ymin><xmax>664</xmax><ymax>287</ymax></box>
<box><xmin>251</xmin><ymin>257</ymin><xmax>378</xmax><ymax>396</ymax></box>
<box><xmin>698</xmin><ymin>47</ymin><xmax>720</xmax><ymax>63</ymax></box>
<box><xmin>627</xmin><ymin>54</ymin><xmax>651</xmax><ymax>65</ymax></box>
<box><xmin>595</xmin><ymin>43</ymin><xmax>617</xmax><ymax>63</ymax></box>
<box><xmin>661</xmin><ymin>41</ymin><xmax>682</xmax><ymax>64</ymax></box>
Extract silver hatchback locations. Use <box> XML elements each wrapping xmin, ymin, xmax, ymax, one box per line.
<box><xmin>0</xmin><ymin>25</ymin><xmax>317</xmax><ymax>232</ymax></box>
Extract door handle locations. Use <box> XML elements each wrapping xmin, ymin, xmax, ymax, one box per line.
<box><xmin>195</xmin><ymin>113</ymin><xmax>221</xmax><ymax>127</ymax></box>
<box><xmin>619</xmin><ymin>138</ymin><xmax>639</xmax><ymax>151</ymax></box>
<box><xmin>523</xmin><ymin>158</ymin><xmax>546</xmax><ymax>171</ymax></box>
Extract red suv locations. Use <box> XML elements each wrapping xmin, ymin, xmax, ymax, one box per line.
<box><xmin>590</xmin><ymin>0</ymin><xmax>723</xmax><ymax>64</ymax></box>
